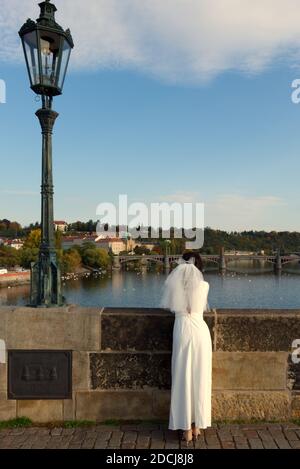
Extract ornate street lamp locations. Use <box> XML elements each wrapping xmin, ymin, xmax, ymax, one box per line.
<box><xmin>19</xmin><ymin>0</ymin><xmax>74</xmax><ymax>306</ymax></box>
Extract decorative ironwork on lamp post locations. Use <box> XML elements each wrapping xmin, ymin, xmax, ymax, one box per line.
<box><xmin>19</xmin><ymin>0</ymin><xmax>74</xmax><ymax>306</ymax></box>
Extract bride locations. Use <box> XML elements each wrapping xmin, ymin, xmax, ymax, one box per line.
<box><xmin>161</xmin><ymin>251</ymin><xmax>212</xmax><ymax>445</ymax></box>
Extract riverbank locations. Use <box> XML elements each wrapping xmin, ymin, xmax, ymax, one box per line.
<box><xmin>0</xmin><ymin>267</ymin><xmax>96</xmax><ymax>289</ymax></box>
<box><xmin>62</xmin><ymin>266</ymin><xmax>94</xmax><ymax>282</ymax></box>
<box><xmin>0</xmin><ymin>272</ymin><xmax>30</xmax><ymax>288</ymax></box>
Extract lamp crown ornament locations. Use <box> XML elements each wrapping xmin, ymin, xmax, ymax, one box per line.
<box><xmin>38</xmin><ymin>0</ymin><xmax>57</xmax><ymax>23</ymax></box>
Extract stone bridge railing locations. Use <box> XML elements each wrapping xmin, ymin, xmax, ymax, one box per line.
<box><xmin>0</xmin><ymin>306</ymin><xmax>299</xmax><ymax>423</ymax></box>
<box><xmin>113</xmin><ymin>253</ymin><xmax>300</xmax><ymax>272</ymax></box>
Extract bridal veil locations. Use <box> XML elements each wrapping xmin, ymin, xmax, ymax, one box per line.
<box><xmin>161</xmin><ymin>258</ymin><xmax>209</xmax><ymax>314</ymax></box>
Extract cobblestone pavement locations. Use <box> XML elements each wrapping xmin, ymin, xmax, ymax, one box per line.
<box><xmin>1</xmin><ymin>423</ymin><xmax>300</xmax><ymax>449</ymax></box>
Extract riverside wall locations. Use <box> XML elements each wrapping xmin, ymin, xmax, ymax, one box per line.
<box><xmin>0</xmin><ymin>306</ymin><xmax>299</xmax><ymax>423</ymax></box>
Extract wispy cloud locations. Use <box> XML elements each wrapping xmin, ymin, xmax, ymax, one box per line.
<box><xmin>155</xmin><ymin>191</ymin><xmax>288</xmax><ymax>230</ymax></box>
<box><xmin>158</xmin><ymin>191</ymin><xmax>200</xmax><ymax>204</ymax></box>
<box><xmin>206</xmin><ymin>194</ymin><xmax>287</xmax><ymax>231</ymax></box>
<box><xmin>2</xmin><ymin>0</ymin><xmax>300</xmax><ymax>83</ymax></box>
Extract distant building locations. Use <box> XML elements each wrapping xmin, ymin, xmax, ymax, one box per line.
<box><xmin>4</xmin><ymin>239</ymin><xmax>24</xmax><ymax>250</ymax></box>
<box><xmin>96</xmin><ymin>232</ymin><xmax>119</xmax><ymax>239</ymax></box>
<box><xmin>54</xmin><ymin>221</ymin><xmax>68</xmax><ymax>232</ymax></box>
<box><xmin>61</xmin><ymin>235</ymin><xmax>96</xmax><ymax>250</ymax></box>
<box><xmin>95</xmin><ymin>238</ymin><xmax>127</xmax><ymax>255</ymax></box>
<box><xmin>61</xmin><ymin>235</ymin><xmax>127</xmax><ymax>254</ymax></box>
<box><xmin>60</xmin><ymin>234</ymin><xmax>162</xmax><ymax>255</ymax></box>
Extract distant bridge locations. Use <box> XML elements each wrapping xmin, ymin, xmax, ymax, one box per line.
<box><xmin>113</xmin><ymin>252</ymin><xmax>300</xmax><ymax>272</ymax></box>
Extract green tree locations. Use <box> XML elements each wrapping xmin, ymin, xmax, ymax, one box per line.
<box><xmin>55</xmin><ymin>230</ymin><xmax>62</xmax><ymax>250</ymax></box>
<box><xmin>134</xmin><ymin>245</ymin><xmax>150</xmax><ymax>255</ymax></box>
<box><xmin>81</xmin><ymin>247</ymin><xmax>110</xmax><ymax>269</ymax></box>
<box><xmin>0</xmin><ymin>219</ymin><xmax>22</xmax><ymax>237</ymax></box>
<box><xmin>20</xmin><ymin>248</ymin><xmax>39</xmax><ymax>269</ymax></box>
<box><xmin>23</xmin><ymin>229</ymin><xmax>41</xmax><ymax>249</ymax></box>
<box><xmin>0</xmin><ymin>246</ymin><xmax>21</xmax><ymax>267</ymax></box>
<box><xmin>62</xmin><ymin>249</ymin><xmax>82</xmax><ymax>273</ymax></box>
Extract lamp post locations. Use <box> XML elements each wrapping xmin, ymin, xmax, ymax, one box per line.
<box><xmin>19</xmin><ymin>0</ymin><xmax>74</xmax><ymax>306</ymax></box>
<box><xmin>164</xmin><ymin>240</ymin><xmax>171</xmax><ymax>270</ymax></box>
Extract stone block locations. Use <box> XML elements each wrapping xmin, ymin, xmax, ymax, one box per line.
<box><xmin>90</xmin><ymin>352</ymin><xmax>171</xmax><ymax>390</ymax></box>
<box><xmin>152</xmin><ymin>390</ymin><xmax>170</xmax><ymax>418</ymax></box>
<box><xmin>212</xmin><ymin>352</ymin><xmax>287</xmax><ymax>390</ymax></box>
<box><xmin>63</xmin><ymin>397</ymin><xmax>75</xmax><ymax>421</ymax></box>
<box><xmin>76</xmin><ymin>390</ymin><xmax>153</xmax><ymax>421</ymax></box>
<box><xmin>17</xmin><ymin>400</ymin><xmax>63</xmax><ymax>423</ymax></box>
<box><xmin>73</xmin><ymin>351</ymin><xmax>90</xmax><ymax>390</ymax></box>
<box><xmin>3</xmin><ymin>307</ymin><xmax>101</xmax><ymax>351</ymax></box>
<box><xmin>291</xmin><ymin>393</ymin><xmax>300</xmax><ymax>419</ymax></box>
<box><xmin>0</xmin><ymin>392</ymin><xmax>16</xmax><ymax>421</ymax></box>
<box><xmin>0</xmin><ymin>309</ymin><xmax>10</xmax><ymax>340</ymax></box>
<box><xmin>0</xmin><ymin>363</ymin><xmax>6</xmax><ymax>391</ymax></box>
<box><xmin>212</xmin><ymin>391</ymin><xmax>291</xmax><ymax>421</ymax></box>
<box><xmin>216</xmin><ymin>310</ymin><xmax>300</xmax><ymax>351</ymax></box>
<box><xmin>101</xmin><ymin>308</ymin><xmax>174</xmax><ymax>351</ymax></box>
<box><xmin>101</xmin><ymin>308</ymin><xmax>214</xmax><ymax>352</ymax></box>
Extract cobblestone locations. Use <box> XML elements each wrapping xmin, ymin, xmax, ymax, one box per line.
<box><xmin>0</xmin><ymin>423</ymin><xmax>298</xmax><ymax>449</ymax></box>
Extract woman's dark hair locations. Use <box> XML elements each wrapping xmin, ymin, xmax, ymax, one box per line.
<box><xmin>182</xmin><ymin>251</ymin><xmax>203</xmax><ymax>273</ymax></box>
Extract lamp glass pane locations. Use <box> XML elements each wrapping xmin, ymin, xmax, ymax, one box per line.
<box><xmin>39</xmin><ymin>31</ymin><xmax>60</xmax><ymax>88</ymax></box>
<box><xmin>23</xmin><ymin>31</ymin><xmax>39</xmax><ymax>85</ymax></box>
<box><xmin>58</xmin><ymin>39</ymin><xmax>71</xmax><ymax>90</ymax></box>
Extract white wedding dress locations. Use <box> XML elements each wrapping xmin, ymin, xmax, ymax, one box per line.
<box><xmin>161</xmin><ymin>260</ymin><xmax>212</xmax><ymax>431</ymax></box>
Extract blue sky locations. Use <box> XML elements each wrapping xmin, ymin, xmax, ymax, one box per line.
<box><xmin>1</xmin><ymin>0</ymin><xmax>300</xmax><ymax>231</ymax></box>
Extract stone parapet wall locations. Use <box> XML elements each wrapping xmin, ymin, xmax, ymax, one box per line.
<box><xmin>0</xmin><ymin>306</ymin><xmax>299</xmax><ymax>423</ymax></box>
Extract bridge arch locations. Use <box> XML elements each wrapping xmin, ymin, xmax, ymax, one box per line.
<box><xmin>119</xmin><ymin>256</ymin><xmax>164</xmax><ymax>265</ymax></box>
<box><xmin>281</xmin><ymin>257</ymin><xmax>300</xmax><ymax>266</ymax></box>
<box><xmin>225</xmin><ymin>256</ymin><xmax>276</xmax><ymax>266</ymax></box>
<box><xmin>202</xmin><ymin>256</ymin><xmax>219</xmax><ymax>265</ymax></box>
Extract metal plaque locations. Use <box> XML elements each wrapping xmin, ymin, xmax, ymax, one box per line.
<box><xmin>8</xmin><ymin>350</ymin><xmax>72</xmax><ymax>399</ymax></box>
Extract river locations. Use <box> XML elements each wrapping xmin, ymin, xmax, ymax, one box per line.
<box><xmin>0</xmin><ymin>265</ymin><xmax>299</xmax><ymax>308</ymax></box>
